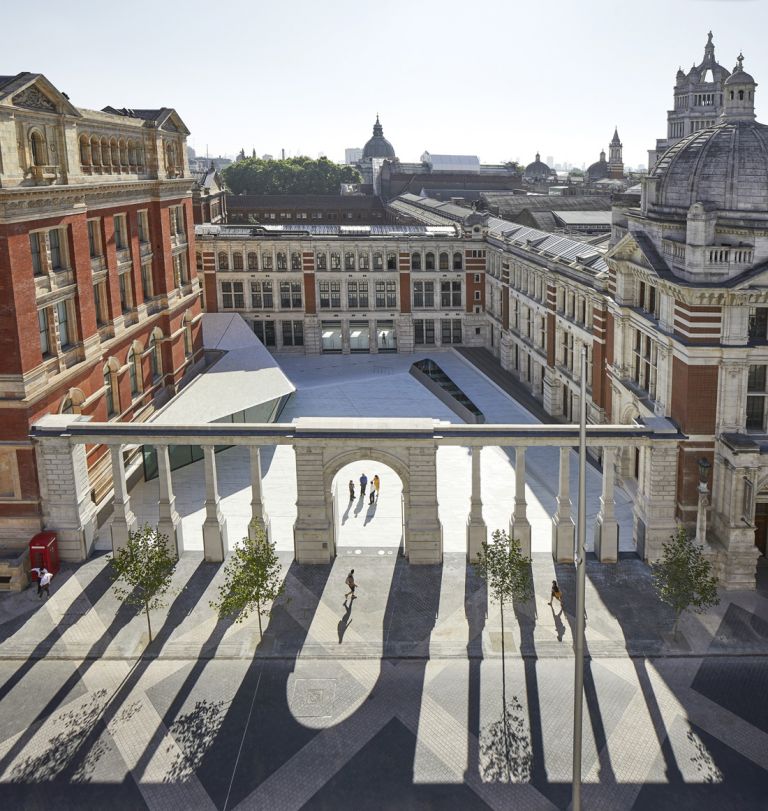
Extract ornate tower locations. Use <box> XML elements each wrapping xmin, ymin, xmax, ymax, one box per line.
<box><xmin>608</xmin><ymin>127</ymin><xmax>624</xmax><ymax>179</ymax></box>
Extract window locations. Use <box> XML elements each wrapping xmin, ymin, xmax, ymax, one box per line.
<box><xmin>345</xmin><ymin>251</ymin><xmax>355</xmax><ymax>270</ymax></box>
<box><xmin>141</xmin><ymin>263</ymin><xmax>153</xmax><ymax>299</ymax></box>
<box><xmin>414</xmin><ymin>319</ymin><xmax>435</xmax><ymax>345</ymax></box>
<box><xmin>749</xmin><ymin>307</ymin><xmax>768</xmax><ymax>341</ymax></box>
<box><xmin>253</xmin><ymin>320</ymin><xmax>276</xmax><ymax>346</ymax></box>
<box><xmin>171</xmin><ymin>206</ymin><xmax>185</xmax><ymax>238</ymax></box>
<box><xmin>440</xmin><ymin>281</ymin><xmax>462</xmax><ymax>308</ymax></box>
<box><xmin>30</xmin><ymin>232</ymin><xmax>43</xmax><ymax>276</ymax></box>
<box><xmin>316</xmin><ymin>251</ymin><xmax>327</xmax><ymax>271</ymax></box>
<box><xmin>747</xmin><ymin>365</ymin><xmax>768</xmax><ymax>431</ymax></box>
<box><xmin>441</xmin><ymin>319</ymin><xmax>462</xmax><ymax>344</ymax></box>
<box><xmin>387</xmin><ymin>252</ymin><xmax>397</xmax><ymax>271</ymax></box>
<box><xmin>453</xmin><ymin>252</ymin><xmax>463</xmax><ymax>270</ymax></box>
<box><xmin>347</xmin><ymin>281</ymin><xmax>368</xmax><ymax>309</ymax></box>
<box><xmin>114</xmin><ymin>215</ymin><xmax>128</xmax><ymax>251</ymax></box>
<box><xmin>439</xmin><ymin>252</ymin><xmax>449</xmax><ymax>270</ymax></box>
<box><xmin>137</xmin><ymin>211</ymin><xmax>149</xmax><ymax>244</ymax></box>
<box><xmin>373</xmin><ymin>253</ymin><xmax>383</xmax><ymax>271</ymax></box>
<box><xmin>632</xmin><ymin>330</ymin><xmax>658</xmax><ymax>399</ymax></box>
<box><xmin>104</xmin><ymin>367</ymin><xmax>117</xmax><ymax>417</ymax></box>
<box><xmin>38</xmin><ymin>309</ymin><xmax>50</xmax><ymax>357</ymax></box>
<box><xmin>87</xmin><ymin>220</ymin><xmax>101</xmax><ymax>258</ymax></box>
<box><xmin>330</xmin><ymin>252</ymin><xmax>341</xmax><ymax>270</ymax></box>
<box><xmin>56</xmin><ymin>300</ymin><xmax>71</xmax><ymax>348</ymax></box>
<box><xmin>411</xmin><ymin>252</ymin><xmax>422</xmax><ymax>271</ymax></box>
<box><xmin>183</xmin><ymin>317</ymin><xmax>193</xmax><ymax>357</ymax></box>
<box><xmin>291</xmin><ymin>252</ymin><xmax>302</xmax><ymax>271</ymax></box>
<box><xmin>128</xmin><ymin>348</ymin><xmax>140</xmax><ymax>397</ymax></box>
<box><xmin>248</xmin><ymin>252</ymin><xmax>258</xmax><ymax>270</ymax></box>
<box><xmin>218</xmin><ymin>252</ymin><xmax>229</xmax><ymax>270</ymax></box>
<box><xmin>30</xmin><ymin>131</ymin><xmax>46</xmax><ymax>166</ymax></box>
<box><xmin>221</xmin><ymin>281</ymin><xmax>244</xmax><ymax>309</ymax></box>
<box><xmin>79</xmin><ymin>136</ymin><xmax>90</xmax><ymax>166</ymax></box>
<box><xmin>93</xmin><ymin>282</ymin><xmax>107</xmax><ymax>326</ymax></box>
<box><xmin>48</xmin><ymin>229</ymin><xmax>63</xmax><ymax>270</ymax></box>
<box><xmin>149</xmin><ymin>335</ymin><xmax>162</xmax><ymax>380</ymax></box>
<box><xmin>638</xmin><ymin>281</ymin><xmax>659</xmax><ymax>318</ymax></box>
<box><xmin>281</xmin><ymin>320</ymin><xmax>304</xmax><ymax>347</ymax></box>
<box><xmin>425</xmin><ymin>252</ymin><xmax>435</xmax><ymax>270</ymax></box>
<box><xmin>359</xmin><ymin>253</ymin><xmax>369</xmax><ymax>270</ymax></box>
<box><xmin>262</xmin><ymin>252</ymin><xmax>273</xmax><ymax>271</ymax></box>
<box><xmin>280</xmin><ymin>281</ymin><xmax>302</xmax><ymax>309</ymax></box>
<box><xmin>276</xmin><ymin>252</ymin><xmax>287</xmax><ymax>271</ymax></box>
<box><xmin>413</xmin><ymin>281</ymin><xmax>434</xmax><ymax>308</ymax></box>
<box><xmin>118</xmin><ymin>271</ymin><xmax>133</xmax><ymax>313</ymax></box>
<box><xmin>330</xmin><ymin>281</ymin><xmax>341</xmax><ymax>308</ymax></box>
<box><xmin>233</xmin><ymin>252</ymin><xmax>244</xmax><ymax>271</ymax></box>
<box><xmin>251</xmin><ymin>280</ymin><xmax>273</xmax><ymax>309</ymax></box>
<box><xmin>173</xmin><ymin>253</ymin><xmax>188</xmax><ymax>287</ymax></box>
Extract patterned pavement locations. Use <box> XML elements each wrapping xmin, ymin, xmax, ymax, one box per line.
<box><xmin>1</xmin><ymin>552</ymin><xmax>768</xmax><ymax>809</ymax></box>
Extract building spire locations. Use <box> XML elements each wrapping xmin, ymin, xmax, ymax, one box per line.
<box><xmin>704</xmin><ymin>30</ymin><xmax>715</xmax><ymax>61</ymax></box>
<box><xmin>373</xmin><ymin>114</ymin><xmax>383</xmax><ymax>137</ymax></box>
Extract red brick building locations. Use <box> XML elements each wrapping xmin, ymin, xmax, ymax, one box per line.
<box><xmin>0</xmin><ymin>72</ymin><xmax>204</xmax><ymax>546</ymax></box>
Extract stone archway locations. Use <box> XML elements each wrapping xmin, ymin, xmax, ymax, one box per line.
<box><xmin>293</xmin><ymin>441</ymin><xmax>442</xmax><ymax>565</ymax></box>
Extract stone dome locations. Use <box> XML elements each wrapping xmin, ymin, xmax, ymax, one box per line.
<box><xmin>587</xmin><ymin>151</ymin><xmax>609</xmax><ymax>181</ymax></box>
<box><xmin>649</xmin><ymin>120</ymin><xmax>768</xmax><ymax>215</ymax></box>
<box><xmin>362</xmin><ymin>115</ymin><xmax>396</xmax><ymax>160</ymax></box>
<box><xmin>523</xmin><ymin>153</ymin><xmax>553</xmax><ymax>183</ymax></box>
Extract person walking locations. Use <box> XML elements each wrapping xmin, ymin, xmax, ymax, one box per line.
<box><xmin>349</xmin><ymin>479</ymin><xmax>355</xmax><ymax>501</ymax></box>
<box><xmin>359</xmin><ymin>473</ymin><xmax>368</xmax><ymax>497</ymax></box>
<box><xmin>31</xmin><ymin>566</ymin><xmax>53</xmax><ymax>599</ymax></box>
<box><xmin>345</xmin><ymin>569</ymin><xmax>357</xmax><ymax>600</ymax></box>
<box><xmin>548</xmin><ymin>579</ymin><xmax>562</xmax><ymax>610</ymax></box>
<box><xmin>372</xmin><ymin>474</ymin><xmax>380</xmax><ymax>500</ymax></box>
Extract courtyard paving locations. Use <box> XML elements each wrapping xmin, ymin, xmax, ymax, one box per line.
<box><xmin>1</xmin><ymin>349</ymin><xmax>768</xmax><ymax>808</ymax></box>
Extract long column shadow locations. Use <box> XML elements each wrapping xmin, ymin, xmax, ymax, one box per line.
<box><xmin>464</xmin><ymin>562</ymin><xmax>486</xmax><ymax>784</ymax></box>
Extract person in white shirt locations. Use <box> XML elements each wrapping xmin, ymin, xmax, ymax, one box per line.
<box><xmin>30</xmin><ymin>567</ymin><xmax>53</xmax><ymax>599</ymax></box>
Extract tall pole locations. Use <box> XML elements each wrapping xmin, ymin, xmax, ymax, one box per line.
<box><xmin>572</xmin><ymin>346</ymin><xmax>588</xmax><ymax>811</ymax></box>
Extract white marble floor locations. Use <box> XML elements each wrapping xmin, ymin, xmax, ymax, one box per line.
<box><xmin>95</xmin><ymin>349</ymin><xmax>636</xmax><ymax>555</ymax></box>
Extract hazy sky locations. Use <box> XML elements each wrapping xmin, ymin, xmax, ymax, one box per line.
<box><xmin>4</xmin><ymin>0</ymin><xmax>766</xmax><ymax>169</ymax></box>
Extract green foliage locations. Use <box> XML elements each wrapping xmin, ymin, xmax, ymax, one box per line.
<box><xmin>222</xmin><ymin>156</ymin><xmax>362</xmax><ymax>196</ymax></box>
<box><xmin>110</xmin><ymin>524</ymin><xmax>177</xmax><ymax>643</ymax></box>
<box><xmin>210</xmin><ymin>524</ymin><xmax>285</xmax><ymax>636</ymax></box>
<box><xmin>473</xmin><ymin>529</ymin><xmax>533</xmax><ymax>608</ymax></box>
<box><xmin>652</xmin><ymin>525</ymin><xmax>719</xmax><ymax>636</ymax></box>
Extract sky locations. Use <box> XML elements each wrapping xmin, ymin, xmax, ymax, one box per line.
<box><xmin>4</xmin><ymin>0</ymin><xmax>767</xmax><ymax>170</ymax></box>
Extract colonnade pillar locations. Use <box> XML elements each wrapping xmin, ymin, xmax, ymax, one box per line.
<box><xmin>552</xmin><ymin>446</ymin><xmax>575</xmax><ymax>562</ymax></box>
<box><xmin>110</xmin><ymin>445</ymin><xmax>137</xmax><ymax>553</ymax></box>
<box><xmin>466</xmin><ymin>446</ymin><xmax>487</xmax><ymax>562</ymax></box>
<box><xmin>248</xmin><ymin>446</ymin><xmax>270</xmax><ymax>540</ymax></box>
<box><xmin>510</xmin><ymin>446</ymin><xmax>531</xmax><ymax>558</ymax></box>
<box><xmin>156</xmin><ymin>444</ymin><xmax>183</xmax><ymax>559</ymax></box>
<box><xmin>594</xmin><ymin>446</ymin><xmax>618</xmax><ymax>562</ymax></box>
<box><xmin>202</xmin><ymin>445</ymin><xmax>228</xmax><ymax>562</ymax></box>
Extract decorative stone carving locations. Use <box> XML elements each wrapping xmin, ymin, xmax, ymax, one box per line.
<box><xmin>12</xmin><ymin>86</ymin><xmax>57</xmax><ymax>112</ymax></box>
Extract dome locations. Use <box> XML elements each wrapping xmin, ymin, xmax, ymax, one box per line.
<box><xmin>649</xmin><ymin>120</ymin><xmax>768</xmax><ymax>214</ymax></box>
<box><xmin>587</xmin><ymin>151</ymin><xmax>609</xmax><ymax>181</ymax></box>
<box><xmin>523</xmin><ymin>152</ymin><xmax>553</xmax><ymax>183</ymax></box>
<box><xmin>362</xmin><ymin>115</ymin><xmax>396</xmax><ymax>160</ymax></box>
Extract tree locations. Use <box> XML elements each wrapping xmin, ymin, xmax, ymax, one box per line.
<box><xmin>210</xmin><ymin>524</ymin><xmax>284</xmax><ymax>637</ymax></box>
<box><xmin>110</xmin><ymin>524</ymin><xmax>177</xmax><ymax>644</ymax></box>
<box><xmin>473</xmin><ymin>529</ymin><xmax>533</xmax><ymax>638</ymax></box>
<box><xmin>222</xmin><ymin>156</ymin><xmax>362</xmax><ymax>196</ymax></box>
<box><xmin>651</xmin><ymin>525</ymin><xmax>719</xmax><ymax>638</ymax></box>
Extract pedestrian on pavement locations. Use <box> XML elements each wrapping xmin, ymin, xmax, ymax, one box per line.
<box><xmin>31</xmin><ymin>567</ymin><xmax>53</xmax><ymax>599</ymax></box>
<box><xmin>349</xmin><ymin>479</ymin><xmax>355</xmax><ymax>501</ymax></box>
<box><xmin>373</xmin><ymin>474</ymin><xmax>380</xmax><ymax>500</ymax></box>
<box><xmin>548</xmin><ymin>580</ymin><xmax>562</xmax><ymax>610</ymax></box>
<box><xmin>369</xmin><ymin>487</ymin><xmax>375</xmax><ymax>505</ymax></box>
<box><xmin>359</xmin><ymin>473</ymin><xmax>368</xmax><ymax>497</ymax></box>
<box><xmin>345</xmin><ymin>569</ymin><xmax>357</xmax><ymax>600</ymax></box>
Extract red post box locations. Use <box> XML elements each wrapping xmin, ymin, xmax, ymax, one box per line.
<box><xmin>29</xmin><ymin>532</ymin><xmax>60</xmax><ymax>579</ymax></box>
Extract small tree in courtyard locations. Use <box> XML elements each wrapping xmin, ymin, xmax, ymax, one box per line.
<box><xmin>473</xmin><ymin>529</ymin><xmax>533</xmax><ymax>641</ymax></box>
<box><xmin>210</xmin><ymin>523</ymin><xmax>284</xmax><ymax>637</ymax></box>
<box><xmin>652</xmin><ymin>525</ymin><xmax>719</xmax><ymax>639</ymax></box>
<box><xmin>110</xmin><ymin>524</ymin><xmax>177</xmax><ymax>644</ymax></box>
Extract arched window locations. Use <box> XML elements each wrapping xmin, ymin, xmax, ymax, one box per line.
<box><xmin>739</xmin><ymin>89</ymin><xmax>745</xmax><ymax>101</ymax></box>
<box><xmin>30</xmin><ymin>131</ymin><xmax>46</xmax><ymax>166</ymax></box>
<box><xmin>119</xmin><ymin>139</ymin><xmax>128</xmax><ymax>167</ymax></box>
<box><xmin>110</xmin><ymin>139</ymin><xmax>119</xmax><ymax>168</ymax></box>
<box><xmin>103</xmin><ymin>364</ymin><xmax>118</xmax><ymax>417</ymax></box>
<box><xmin>425</xmin><ymin>252</ymin><xmax>435</xmax><ymax>270</ymax></box>
<box><xmin>291</xmin><ymin>252</ymin><xmax>301</xmax><ymax>270</ymax></box>
<box><xmin>387</xmin><ymin>252</ymin><xmax>397</xmax><ymax>270</ymax></box>
<box><xmin>345</xmin><ymin>251</ymin><xmax>355</xmax><ymax>270</ymax></box>
<box><xmin>233</xmin><ymin>252</ymin><xmax>243</xmax><ymax>270</ymax></box>
<box><xmin>101</xmin><ymin>138</ymin><xmax>110</xmax><ymax>171</ymax></box>
<box><xmin>183</xmin><ymin>314</ymin><xmax>193</xmax><ymax>357</ymax></box>
<box><xmin>453</xmin><ymin>251</ymin><xmax>463</xmax><ymax>270</ymax></box>
<box><xmin>330</xmin><ymin>252</ymin><xmax>341</xmax><ymax>269</ymax></box>
<box><xmin>276</xmin><ymin>252</ymin><xmax>287</xmax><ymax>270</ymax></box>
<box><xmin>316</xmin><ymin>251</ymin><xmax>327</xmax><ymax>270</ymax></box>
<box><xmin>373</xmin><ymin>252</ymin><xmax>383</xmax><ymax>270</ymax></box>
<box><xmin>166</xmin><ymin>141</ymin><xmax>177</xmax><ymax>172</ymax></box>
<box><xmin>60</xmin><ymin>388</ymin><xmax>85</xmax><ymax>415</ymax></box>
<box><xmin>411</xmin><ymin>252</ymin><xmax>421</xmax><ymax>271</ymax></box>
<box><xmin>127</xmin><ymin>348</ymin><xmax>140</xmax><ymax>397</ymax></box>
<box><xmin>79</xmin><ymin>135</ymin><xmax>90</xmax><ymax>166</ymax></box>
<box><xmin>149</xmin><ymin>334</ymin><xmax>162</xmax><ymax>380</ymax></box>
<box><xmin>127</xmin><ymin>140</ymin><xmax>137</xmax><ymax>166</ymax></box>
<box><xmin>60</xmin><ymin>397</ymin><xmax>74</xmax><ymax>415</ymax></box>
<box><xmin>218</xmin><ymin>252</ymin><xmax>229</xmax><ymax>270</ymax></box>
<box><xmin>136</xmin><ymin>143</ymin><xmax>145</xmax><ymax>169</ymax></box>
<box><xmin>91</xmin><ymin>136</ymin><xmax>101</xmax><ymax>166</ymax></box>
<box><xmin>439</xmin><ymin>252</ymin><xmax>449</xmax><ymax>270</ymax></box>
<box><xmin>247</xmin><ymin>252</ymin><xmax>258</xmax><ymax>270</ymax></box>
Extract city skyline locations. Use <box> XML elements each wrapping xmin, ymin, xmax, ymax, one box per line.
<box><xmin>3</xmin><ymin>1</ymin><xmax>766</xmax><ymax>169</ymax></box>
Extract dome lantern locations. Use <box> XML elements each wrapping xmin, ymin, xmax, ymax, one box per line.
<box><xmin>721</xmin><ymin>53</ymin><xmax>757</xmax><ymax>122</ymax></box>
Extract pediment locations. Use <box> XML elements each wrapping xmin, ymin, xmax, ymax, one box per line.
<box><xmin>0</xmin><ymin>73</ymin><xmax>81</xmax><ymax>117</ymax></box>
<box><xmin>157</xmin><ymin>109</ymin><xmax>190</xmax><ymax>136</ymax></box>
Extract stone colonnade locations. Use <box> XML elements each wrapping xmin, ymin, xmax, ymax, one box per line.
<box><xmin>31</xmin><ymin>415</ymin><xmax>682</xmax><ymax>569</ymax></box>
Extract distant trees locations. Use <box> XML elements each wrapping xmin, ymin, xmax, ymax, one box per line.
<box><xmin>222</xmin><ymin>156</ymin><xmax>362</xmax><ymax>196</ymax></box>
<box><xmin>652</xmin><ymin>526</ymin><xmax>719</xmax><ymax>638</ymax></box>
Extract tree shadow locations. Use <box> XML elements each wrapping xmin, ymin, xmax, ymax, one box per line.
<box><xmin>478</xmin><ymin>692</ymin><xmax>533</xmax><ymax>783</ymax></box>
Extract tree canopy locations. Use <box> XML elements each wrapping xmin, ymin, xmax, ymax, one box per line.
<box><xmin>222</xmin><ymin>156</ymin><xmax>362</xmax><ymax>196</ymax></box>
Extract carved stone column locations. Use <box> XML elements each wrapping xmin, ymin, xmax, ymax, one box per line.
<box><xmin>552</xmin><ymin>446</ymin><xmax>575</xmax><ymax>562</ymax></box>
<box><xmin>202</xmin><ymin>446</ymin><xmax>228</xmax><ymax>562</ymax></box>
<box><xmin>594</xmin><ymin>446</ymin><xmax>618</xmax><ymax>562</ymax></box>
<box><xmin>110</xmin><ymin>445</ymin><xmax>137</xmax><ymax>553</ymax></box>
<box><xmin>466</xmin><ymin>447</ymin><xmax>487</xmax><ymax>562</ymax></box>
<box><xmin>156</xmin><ymin>444</ymin><xmax>183</xmax><ymax>559</ymax></box>
<box><xmin>510</xmin><ymin>446</ymin><xmax>532</xmax><ymax>558</ymax></box>
<box><xmin>293</xmin><ymin>446</ymin><xmax>332</xmax><ymax>564</ymax></box>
